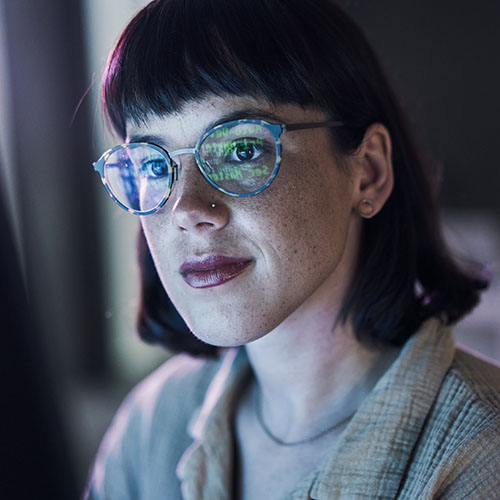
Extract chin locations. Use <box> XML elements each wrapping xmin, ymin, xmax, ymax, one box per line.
<box><xmin>184</xmin><ymin>313</ymin><xmax>273</xmax><ymax>348</ymax></box>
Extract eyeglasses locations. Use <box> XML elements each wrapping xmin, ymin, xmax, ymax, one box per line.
<box><xmin>93</xmin><ymin>118</ymin><xmax>343</xmax><ymax>215</ymax></box>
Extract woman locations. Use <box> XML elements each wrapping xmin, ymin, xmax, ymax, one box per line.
<box><xmin>85</xmin><ymin>0</ymin><xmax>500</xmax><ymax>498</ymax></box>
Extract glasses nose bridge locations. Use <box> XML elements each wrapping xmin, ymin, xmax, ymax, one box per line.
<box><xmin>168</xmin><ymin>147</ymin><xmax>197</xmax><ymax>163</ymax></box>
<box><xmin>168</xmin><ymin>145</ymin><xmax>213</xmax><ymax>194</ymax></box>
<box><xmin>168</xmin><ymin>147</ymin><xmax>198</xmax><ymax>179</ymax></box>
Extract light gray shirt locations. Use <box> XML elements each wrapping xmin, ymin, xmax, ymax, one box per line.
<box><xmin>85</xmin><ymin>318</ymin><xmax>500</xmax><ymax>499</ymax></box>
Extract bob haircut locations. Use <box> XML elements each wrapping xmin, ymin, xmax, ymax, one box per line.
<box><xmin>102</xmin><ymin>0</ymin><xmax>487</xmax><ymax>357</ymax></box>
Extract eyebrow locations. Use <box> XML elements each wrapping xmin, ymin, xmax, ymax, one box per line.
<box><xmin>126</xmin><ymin>107</ymin><xmax>285</xmax><ymax>146</ymax></box>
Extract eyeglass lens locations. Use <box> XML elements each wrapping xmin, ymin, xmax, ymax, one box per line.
<box><xmin>103</xmin><ymin>143</ymin><xmax>174</xmax><ymax>213</ymax></box>
<box><xmin>101</xmin><ymin>121</ymin><xmax>278</xmax><ymax>213</ymax></box>
<box><xmin>198</xmin><ymin>121</ymin><xmax>277</xmax><ymax>195</ymax></box>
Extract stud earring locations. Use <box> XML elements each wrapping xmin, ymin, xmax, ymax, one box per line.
<box><xmin>357</xmin><ymin>199</ymin><xmax>376</xmax><ymax>218</ymax></box>
<box><xmin>210</xmin><ymin>203</ymin><xmax>216</xmax><ymax>209</ymax></box>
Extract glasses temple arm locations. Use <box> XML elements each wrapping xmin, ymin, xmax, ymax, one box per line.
<box><xmin>283</xmin><ymin>121</ymin><xmax>344</xmax><ymax>132</ymax></box>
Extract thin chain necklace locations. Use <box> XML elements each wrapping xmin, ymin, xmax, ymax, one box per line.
<box><xmin>254</xmin><ymin>390</ymin><xmax>356</xmax><ymax>447</ymax></box>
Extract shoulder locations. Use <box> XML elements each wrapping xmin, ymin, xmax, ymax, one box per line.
<box><xmin>433</xmin><ymin>345</ymin><xmax>500</xmax><ymax>440</ymax></box>
<box><xmin>451</xmin><ymin>345</ymin><xmax>500</xmax><ymax>409</ymax></box>
<box><xmin>410</xmin><ymin>344</ymin><xmax>500</xmax><ymax>498</ymax></box>
<box><xmin>123</xmin><ymin>351</ymin><xmax>223</xmax><ymax>423</ymax></box>
<box><xmin>106</xmin><ymin>351</ymin><xmax>223</xmax><ymax>447</ymax></box>
<box><xmin>84</xmin><ymin>352</ymin><xmax>225</xmax><ymax>500</ymax></box>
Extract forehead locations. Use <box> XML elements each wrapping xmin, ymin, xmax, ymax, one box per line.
<box><xmin>125</xmin><ymin>95</ymin><xmax>327</xmax><ymax>145</ymax></box>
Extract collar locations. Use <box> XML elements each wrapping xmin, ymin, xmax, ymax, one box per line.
<box><xmin>176</xmin><ymin>347</ymin><xmax>250</xmax><ymax>500</ymax></box>
<box><xmin>176</xmin><ymin>318</ymin><xmax>455</xmax><ymax>500</ymax></box>
<box><xmin>308</xmin><ymin>317</ymin><xmax>455</xmax><ymax>499</ymax></box>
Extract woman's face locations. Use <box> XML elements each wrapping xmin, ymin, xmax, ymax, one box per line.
<box><xmin>129</xmin><ymin>95</ymin><xmax>361</xmax><ymax>347</ymax></box>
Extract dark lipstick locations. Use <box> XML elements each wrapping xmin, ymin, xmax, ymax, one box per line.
<box><xmin>179</xmin><ymin>255</ymin><xmax>253</xmax><ymax>288</ymax></box>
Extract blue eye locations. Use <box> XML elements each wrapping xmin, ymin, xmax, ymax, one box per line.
<box><xmin>142</xmin><ymin>158</ymin><xmax>169</xmax><ymax>177</ymax></box>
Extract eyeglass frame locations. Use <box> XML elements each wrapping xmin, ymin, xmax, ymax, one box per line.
<box><xmin>93</xmin><ymin>118</ymin><xmax>344</xmax><ymax>215</ymax></box>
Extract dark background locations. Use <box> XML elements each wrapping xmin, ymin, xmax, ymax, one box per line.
<box><xmin>339</xmin><ymin>0</ymin><xmax>500</xmax><ymax>210</ymax></box>
<box><xmin>1</xmin><ymin>0</ymin><xmax>499</xmax><ymax>497</ymax></box>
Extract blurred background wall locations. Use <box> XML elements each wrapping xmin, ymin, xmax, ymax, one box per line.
<box><xmin>0</xmin><ymin>0</ymin><xmax>499</xmax><ymax>496</ymax></box>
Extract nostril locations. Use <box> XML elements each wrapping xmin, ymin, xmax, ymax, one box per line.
<box><xmin>197</xmin><ymin>221</ymin><xmax>215</xmax><ymax>227</ymax></box>
<box><xmin>173</xmin><ymin>198</ymin><xmax>229</xmax><ymax>232</ymax></box>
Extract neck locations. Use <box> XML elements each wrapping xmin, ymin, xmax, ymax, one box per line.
<box><xmin>243</xmin><ymin>275</ymin><xmax>400</xmax><ymax>443</ymax></box>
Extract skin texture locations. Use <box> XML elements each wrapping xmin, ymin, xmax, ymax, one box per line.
<box><xmin>132</xmin><ymin>95</ymin><xmax>388</xmax><ymax>346</ymax></box>
<box><xmin>130</xmin><ymin>94</ymin><xmax>396</xmax><ymax>499</ymax></box>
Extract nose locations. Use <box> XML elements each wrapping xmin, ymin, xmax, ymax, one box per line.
<box><xmin>170</xmin><ymin>156</ymin><xmax>230</xmax><ymax>232</ymax></box>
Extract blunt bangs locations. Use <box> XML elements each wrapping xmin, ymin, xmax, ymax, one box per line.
<box><xmin>103</xmin><ymin>0</ymin><xmax>374</xmax><ymax>138</ymax></box>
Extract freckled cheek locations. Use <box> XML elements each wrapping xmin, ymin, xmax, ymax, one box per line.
<box><xmin>255</xmin><ymin>203</ymin><xmax>329</xmax><ymax>273</ymax></box>
<box><xmin>271</xmin><ymin>180</ymin><xmax>346</xmax><ymax>271</ymax></box>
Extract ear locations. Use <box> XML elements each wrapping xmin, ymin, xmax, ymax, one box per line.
<box><xmin>350</xmin><ymin>123</ymin><xmax>393</xmax><ymax>218</ymax></box>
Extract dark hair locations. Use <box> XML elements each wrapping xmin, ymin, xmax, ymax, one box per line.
<box><xmin>104</xmin><ymin>0</ymin><xmax>487</xmax><ymax>357</ymax></box>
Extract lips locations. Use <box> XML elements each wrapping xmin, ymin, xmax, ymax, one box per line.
<box><xmin>179</xmin><ymin>255</ymin><xmax>253</xmax><ymax>288</ymax></box>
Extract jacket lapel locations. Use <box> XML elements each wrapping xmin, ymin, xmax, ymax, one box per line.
<box><xmin>176</xmin><ymin>348</ymin><xmax>250</xmax><ymax>500</ymax></box>
<box><xmin>310</xmin><ymin>319</ymin><xmax>455</xmax><ymax>499</ymax></box>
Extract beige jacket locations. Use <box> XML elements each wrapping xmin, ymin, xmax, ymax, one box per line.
<box><xmin>85</xmin><ymin>318</ymin><xmax>500</xmax><ymax>499</ymax></box>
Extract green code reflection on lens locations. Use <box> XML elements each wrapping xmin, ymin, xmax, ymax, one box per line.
<box><xmin>208</xmin><ymin>167</ymin><xmax>244</xmax><ymax>182</ymax></box>
<box><xmin>208</xmin><ymin>164</ymin><xmax>270</xmax><ymax>183</ymax></box>
<box><xmin>201</xmin><ymin>138</ymin><xmax>264</xmax><ymax>156</ymax></box>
